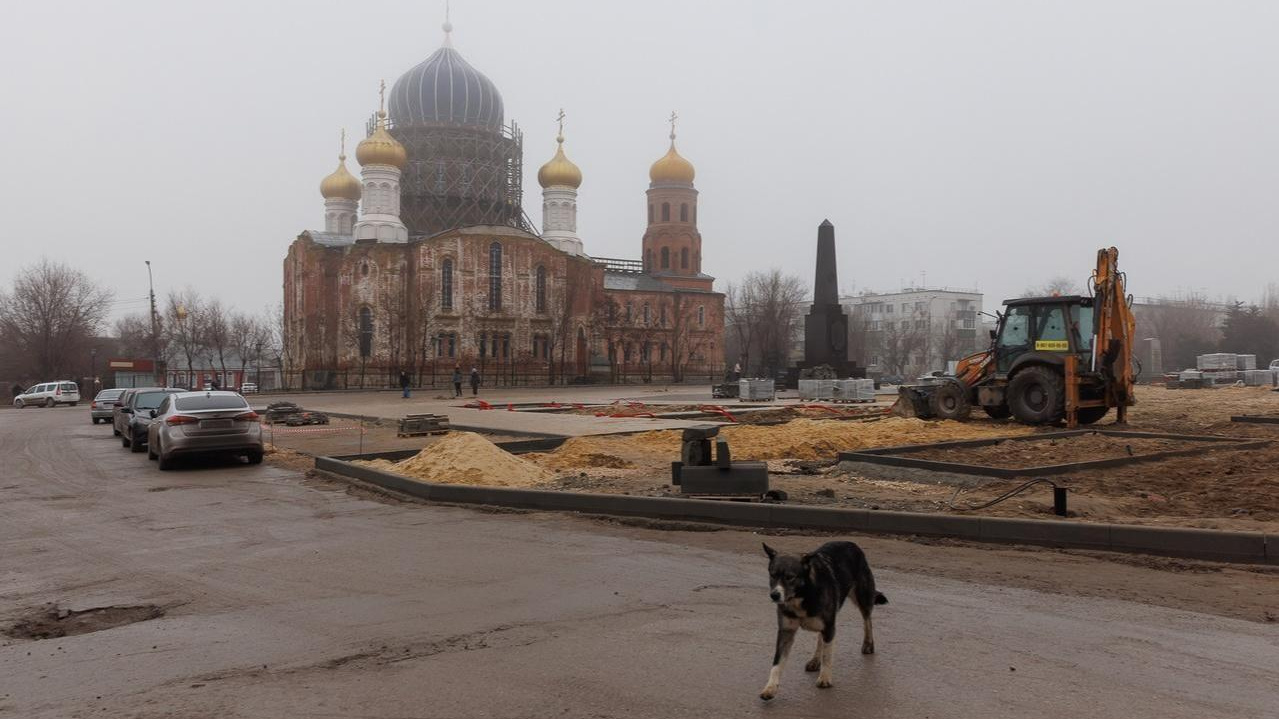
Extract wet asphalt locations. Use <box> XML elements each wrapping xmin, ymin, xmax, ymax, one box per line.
<box><xmin>0</xmin><ymin>407</ymin><xmax>1275</xmax><ymax>718</ymax></box>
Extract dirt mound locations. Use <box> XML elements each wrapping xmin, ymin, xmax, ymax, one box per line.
<box><xmin>364</xmin><ymin>432</ymin><xmax>554</xmax><ymax>487</ymax></box>
<box><xmin>528</xmin><ymin>446</ymin><xmax>633</xmax><ymax>469</ymax></box>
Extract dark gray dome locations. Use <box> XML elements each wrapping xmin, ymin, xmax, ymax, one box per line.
<box><xmin>388</xmin><ymin>45</ymin><xmax>504</xmax><ymax>130</ymax></box>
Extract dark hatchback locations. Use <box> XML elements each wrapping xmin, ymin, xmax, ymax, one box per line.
<box><xmin>118</xmin><ymin>388</ymin><xmax>185</xmax><ymax>453</ymax></box>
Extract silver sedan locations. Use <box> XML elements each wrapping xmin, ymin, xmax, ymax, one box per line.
<box><xmin>146</xmin><ymin>391</ymin><xmax>264</xmax><ymax>470</ymax></box>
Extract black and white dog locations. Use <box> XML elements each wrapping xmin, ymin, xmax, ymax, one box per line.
<box><xmin>759</xmin><ymin>541</ymin><xmax>888</xmax><ymax>700</ymax></box>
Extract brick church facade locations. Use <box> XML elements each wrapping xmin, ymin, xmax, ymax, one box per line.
<box><xmin>283</xmin><ymin>24</ymin><xmax>723</xmax><ymax>388</ymax></box>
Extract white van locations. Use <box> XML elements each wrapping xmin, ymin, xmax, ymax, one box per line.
<box><xmin>13</xmin><ymin>381</ymin><xmax>81</xmax><ymax>408</ymax></box>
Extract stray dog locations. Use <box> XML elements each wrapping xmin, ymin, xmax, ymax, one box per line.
<box><xmin>759</xmin><ymin>541</ymin><xmax>887</xmax><ymax>700</ymax></box>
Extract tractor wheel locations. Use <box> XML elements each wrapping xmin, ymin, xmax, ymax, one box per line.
<box><xmin>927</xmin><ymin>381</ymin><xmax>971</xmax><ymax>421</ymax></box>
<box><xmin>983</xmin><ymin>404</ymin><xmax>1012</xmax><ymax>420</ymax></box>
<box><xmin>1076</xmin><ymin>406</ymin><xmax>1109</xmax><ymax>425</ymax></box>
<box><xmin>1007</xmin><ymin>366</ymin><xmax>1066</xmax><ymax>425</ymax></box>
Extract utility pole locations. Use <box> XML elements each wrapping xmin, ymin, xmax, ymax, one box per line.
<box><xmin>146</xmin><ymin>261</ymin><xmax>161</xmax><ymax>385</ymax></box>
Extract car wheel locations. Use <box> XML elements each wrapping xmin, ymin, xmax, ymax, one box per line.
<box><xmin>121</xmin><ymin>435</ymin><xmax>130</xmax><ymax>448</ymax></box>
<box><xmin>246</xmin><ymin>449</ymin><xmax>264</xmax><ymax>465</ymax></box>
<box><xmin>1007</xmin><ymin>366</ymin><xmax>1066</xmax><ymax>425</ymax></box>
<box><xmin>112</xmin><ymin>427</ymin><xmax>121</xmax><ymax>436</ymax></box>
<box><xmin>130</xmin><ymin>432</ymin><xmax>146</xmax><ymax>453</ymax></box>
<box><xmin>148</xmin><ymin>441</ymin><xmax>158</xmax><ymax>460</ymax></box>
<box><xmin>157</xmin><ymin>440</ymin><xmax>174</xmax><ymax>471</ymax></box>
<box><xmin>13</xmin><ymin>400</ymin><xmax>23</xmax><ymax>409</ymax></box>
<box><xmin>45</xmin><ymin>398</ymin><xmax>55</xmax><ymax>408</ymax></box>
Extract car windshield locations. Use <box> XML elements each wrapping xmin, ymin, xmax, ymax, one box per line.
<box><xmin>134</xmin><ymin>391</ymin><xmax>171</xmax><ymax>410</ymax></box>
<box><xmin>175</xmin><ymin>395</ymin><xmax>249</xmax><ymax>411</ymax></box>
<box><xmin>96</xmin><ymin>390</ymin><xmax>123</xmax><ymax>401</ymax></box>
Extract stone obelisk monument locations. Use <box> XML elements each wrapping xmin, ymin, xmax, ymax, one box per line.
<box><xmin>798</xmin><ymin>220</ymin><xmax>861</xmax><ymax>379</ymax></box>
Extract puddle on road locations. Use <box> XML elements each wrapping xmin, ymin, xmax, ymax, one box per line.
<box><xmin>3</xmin><ymin>604</ymin><xmax>165</xmax><ymax>640</ymax></box>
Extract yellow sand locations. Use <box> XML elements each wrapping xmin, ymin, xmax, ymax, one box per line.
<box><xmin>358</xmin><ymin>432</ymin><xmax>554</xmax><ymax>487</ymax></box>
<box><xmin>527</xmin><ymin>417</ymin><xmax>1037</xmax><ymax>468</ymax></box>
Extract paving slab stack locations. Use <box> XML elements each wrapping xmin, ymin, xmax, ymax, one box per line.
<box><xmin>739</xmin><ymin>378</ymin><xmax>776</xmax><ymax>401</ymax></box>
<box><xmin>798</xmin><ymin>379</ymin><xmax>835</xmax><ymax>401</ymax></box>
<box><xmin>1196</xmin><ymin>353</ymin><xmax>1239</xmax><ymax>384</ymax></box>
<box><xmin>834</xmin><ymin>378</ymin><xmax>876</xmax><ymax>401</ymax></box>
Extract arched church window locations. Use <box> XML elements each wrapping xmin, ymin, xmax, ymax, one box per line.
<box><xmin>642</xmin><ymin>303</ymin><xmax>650</xmax><ymax>324</ymax></box>
<box><xmin>660</xmin><ymin>247</ymin><xmax>670</xmax><ymax>269</ymax></box>
<box><xmin>535</xmin><ymin>265</ymin><xmax>547</xmax><ymax>313</ymax></box>
<box><xmin>441</xmin><ymin>258</ymin><xmax>454</xmax><ymax>310</ymax></box>
<box><xmin>661</xmin><ymin>203</ymin><xmax>670</xmax><ymax>222</ymax></box>
<box><xmin>680</xmin><ymin>203</ymin><xmax>688</xmax><ymax>222</ymax></box>
<box><xmin>358</xmin><ymin>307</ymin><xmax>373</xmax><ymax>358</ymax></box>
<box><xmin>488</xmin><ymin>242</ymin><xmax>503</xmax><ymax>311</ymax></box>
<box><xmin>360</xmin><ymin>263</ymin><xmax>369</xmax><ymax>277</ymax></box>
<box><xmin>681</xmin><ymin>248</ymin><xmax>689</xmax><ymax>269</ymax></box>
<box><xmin>698</xmin><ymin>305</ymin><xmax>705</xmax><ymax>326</ymax></box>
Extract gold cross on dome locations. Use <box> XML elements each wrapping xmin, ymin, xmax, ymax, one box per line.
<box><xmin>379</xmin><ymin>79</ymin><xmax>387</xmax><ymax>113</ymax></box>
<box><xmin>339</xmin><ymin>128</ymin><xmax>346</xmax><ymax>157</ymax></box>
<box><xmin>668</xmin><ymin>110</ymin><xmax>678</xmax><ymax>140</ymax></box>
<box><xmin>556</xmin><ymin>108</ymin><xmax>566</xmax><ymax>137</ymax></box>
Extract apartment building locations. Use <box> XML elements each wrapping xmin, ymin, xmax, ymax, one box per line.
<box><xmin>841</xmin><ymin>287</ymin><xmax>984</xmax><ymax>376</ymax></box>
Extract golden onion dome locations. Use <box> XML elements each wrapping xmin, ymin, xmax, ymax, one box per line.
<box><xmin>320</xmin><ymin>153</ymin><xmax>362</xmax><ymax>200</ymax></box>
<box><xmin>537</xmin><ymin>135</ymin><xmax>582</xmax><ymax>189</ymax></box>
<box><xmin>649</xmin><ymin>139</ymin><xmax>695</xmax><ymax>184</ymax></box>
<box><xmin>356</xmin><ymin>110</ymin><xmax>408</xmax><ymax>169</ymax></box>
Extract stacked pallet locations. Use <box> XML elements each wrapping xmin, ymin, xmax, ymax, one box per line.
<box><xmin>739</xmin><ymin>379</ymin><xmax>776</xmax><ymax>401</ymax></box>
<box><xmin>397</xmin><ymin>413</ymin><xmax>451</xmax><ymax>437</ymax></box>
<box><xmin>798</xmin><ymin>379</ymin><xmax>836</xmax><ymax>401</ymax></box>
<box><xmin>833</xmin><ymin>379</ymin><xmax>876</xmax><ymax>402</ymax></box>
<box><xmin>1236</xmin><ymin>354</ymin><xmax>1257</xmax><ymax>371</ymax></box>
<box><xmin>1242</xmin><ymin>369</ymin><xmax>1278</xmax><ymax>387</ymax></box>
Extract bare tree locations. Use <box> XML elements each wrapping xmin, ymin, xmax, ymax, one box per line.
<box><xmin>114</xmin><ymin>313</ymin><xmax>158</xmax><ymax>359</ymax></box>
<box><xmin>165</xmin><ymin>289</ymin><xmax>205</xmax><ymax>387</ymax></box>
<box><xmin>1022</xmin><ymin>275</ymin><xmax>1081</xmax><ymax>297</ymax></box>
<box><xmin>729</xmin><ymin>269</ymin><xmax>807</xmax><ymax>377</ymax></box>
<box><xmin>203</xmin><ymin>299</ymin><xmax>232</xmax><ymax>386</ymax></box>
<box><xmin>266</xmin><ymin>303</ymin><xmax>291</xmax><ymax>390</ymax></box>
<box><xmin>879</xmin><ymin>318</ymin><xmax>928</xmax><ymax>376</ymax></box>
<box><xmin>1134</xmin><ymin>293</ymin><xmax>1223</xmax><ymax>371</ymax></box>
<box><xmin>0</xmin><ymin>259</ymin><xmax>113</xmax><ymax>380</ymax></box>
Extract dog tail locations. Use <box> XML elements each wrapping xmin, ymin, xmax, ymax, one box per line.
<box><xmin>874</xmin><ymin>592</ymin><xmax>889</xmax><ymax>605</ymax></box>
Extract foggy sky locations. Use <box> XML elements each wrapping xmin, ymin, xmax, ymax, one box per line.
<box><xmin>3</xmin><ymin>0</ymin><xmax>1277</xmax><ymax>325</ymax></box>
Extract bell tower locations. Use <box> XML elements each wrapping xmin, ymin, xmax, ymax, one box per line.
<box><xmin>641</xmin><ymin>112</ymin><xmax>707</xmax><ymax>288</ymax></box>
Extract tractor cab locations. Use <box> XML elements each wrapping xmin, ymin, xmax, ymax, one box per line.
<box><xmin>992</xmin><ymin>296</ymin><xmax>1095</xmax><ymax>377</ymax></box>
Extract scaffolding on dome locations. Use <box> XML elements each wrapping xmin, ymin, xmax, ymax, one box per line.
<box><xmin>370</xmin><ymin>114</ymin><xmax>533</xmax><ymax>238</ymax></box>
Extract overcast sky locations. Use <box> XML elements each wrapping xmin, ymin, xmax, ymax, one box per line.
<box><xmin>3</xmin><ymin>0</ymin><xmax>1277</xmax><ymax>323</ymax></box>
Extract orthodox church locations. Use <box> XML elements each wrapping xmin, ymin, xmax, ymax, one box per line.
<box><xmin>283</xmin><ymin>21</ymin><xmax>724</xmax><ymax>387</ymax></box>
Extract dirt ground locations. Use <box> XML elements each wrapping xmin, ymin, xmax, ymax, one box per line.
<box><xmin>516</xmin><ymin>386</ymin><xmax>1279</xmax><ymax>533</ymax></box>
<box><xmin>279</xmin><ymin>386</ymin><xmax>1279</xmax><ymax>533</ymax></box>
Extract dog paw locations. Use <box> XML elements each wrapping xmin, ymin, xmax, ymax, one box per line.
<box><xmin>862</xmin><ymin>643</ymin><xmax>875</xmax><ymax>655</ymax></box>
<box><xmin>816</xmin><ymin>678</ymin><xmax>833</xmax><ymax>689</ymax></box>
<box><xmin>759</xmin><ymin>688</ymin><xmax>777</xmax><ymax>701</ymax></box>
<box><xmin>804</xmin><ymin>658</ymin><xmax>821</xmax><ymax>672</ymax></box>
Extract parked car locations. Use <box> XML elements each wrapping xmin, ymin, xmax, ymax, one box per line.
<box><xmin>13</xmin><ymin>381</ymin><xmax>80</xmax><ymax>409</ymax></box>
<box><xmin>239</xmin><ymin>382</ymin><xmax>258</xmax><ymax>394</ymax></box>
<box><xmin>90</xmin><ymin>388</ymin><xmax>124</xmax><ymax>424</ymax></box>
<box><xmin>1270</xmin><ymin>359</ymin><xmax>1279</xmax><ymax>371</ymax></box>
<box><xmin>147</xmin><ymin>391</ymin><xmax>264</xmax><ymax>470</ymax></box>
<box><xmin>118</xmin><ymin>388</ymin><xmax>185</xmax><ymax>452</ymax></box>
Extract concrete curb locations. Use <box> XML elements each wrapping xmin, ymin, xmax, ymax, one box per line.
<box><xmin>314</xmin><ymin>457</ymin><xmax>1277</xmax><ymax>565</ymax></box>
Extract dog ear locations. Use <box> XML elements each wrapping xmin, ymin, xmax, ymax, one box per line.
<box><xmin>762</xmin><ymin>542</ymin><xmax>777</xmax><ymax>560</ymax></box>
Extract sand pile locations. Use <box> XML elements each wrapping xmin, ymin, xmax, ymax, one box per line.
<box><xmin>525</xmin><ymin>417</ymin><xmax>1035</xmax><ymax>469</ymax></box>
<box><xmin>359</xmin><ymin>432</ymin><xmax>554</xmax><ymax>487</ymax></box>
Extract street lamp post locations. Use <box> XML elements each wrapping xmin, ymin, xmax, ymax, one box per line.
<box><xmin>146</xmin><ymin>261</ymin><xmax>162</xmax><ymax>385</ymax></box>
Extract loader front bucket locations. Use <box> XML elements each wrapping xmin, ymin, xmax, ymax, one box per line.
<box><xmin>892</xmin><ymin>385</ymin><xmax>936</xmax><ymax>419</ymax></box>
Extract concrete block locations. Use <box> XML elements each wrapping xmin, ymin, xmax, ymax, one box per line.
<box><xmin>1109</xmin><ymin>525</ymin><xmax>1266</xmax><ymax>562</ymax></box>
<box><xmin>866</xmin><ymin>510</ymin><xmax>983</xmax><ymax>539</ymax></box>
<box><xmin>771</xmin><ymin>505</ymin><xmax>870</xmax><ymax>532</ymax></box>
<box><xmin>979</xmin><ymin>516</ymin><xmax>1110</xmax><ymax>548</ymax></box>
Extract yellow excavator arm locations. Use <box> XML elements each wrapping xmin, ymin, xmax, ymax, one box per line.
<box><xmin>1090</xmin><ymin>247</ymin><xmax>1136</xmax><ymax>413</ymax></box>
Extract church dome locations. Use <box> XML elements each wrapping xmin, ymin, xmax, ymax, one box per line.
<box><xmin>537</xmin><ymin>135</ymin><xmax>582</xmax><ymax>189</ymax></box>
<box><xmin>388</xmin><ymin>28</ymin><xmax>504</xmax><ymax>130</ymax></box>
<box><xmin>356</xmin><ymin>111</ymin><xmax>408</xmax><ymax>168</ymax></box>
<box><xmin>649</xmin><ymin>140</ymin><xmax>695</xmax><ymax>185</ymax></box>
<box><xmin>320</xmin><ymin>154</ymin><xmax>361</xmax><ymax>200</ymax></box>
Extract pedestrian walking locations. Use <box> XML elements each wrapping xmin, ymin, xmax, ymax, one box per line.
<box><xmin>469</xmin><ymin>367</ymin><xmax>481</xmax><ymax>396</ymax></box>
<box><xmin>400</xmin><ymin>370</ymin><xmax>411</xmax><ymax>399</ymax></box>
<box><xmin>451</xmin><ymin>366</ymin><xmax>463</xmax><ymax>398</ymax></box>
<box><xmin>733</xmin><ymin>361</ymin><xmax>742</xmax><ymax>381</ymax></box>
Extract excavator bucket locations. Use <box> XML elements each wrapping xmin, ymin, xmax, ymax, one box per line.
<box><xmin>891</xmin><ymin>385</ymin><xmax>936</xmax><ymax>418</ymax></box>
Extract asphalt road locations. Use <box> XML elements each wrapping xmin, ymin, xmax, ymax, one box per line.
<box><xmin>1</xmin><ymin>407</ymin><xmax>1275</xmax><ymax>719</ymax></box>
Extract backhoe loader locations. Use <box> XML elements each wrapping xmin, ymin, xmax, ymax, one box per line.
<box><xmin>894</xmin><ymin>247</ymin><xmax>1136</xmax><ymax>427</ymax></box>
